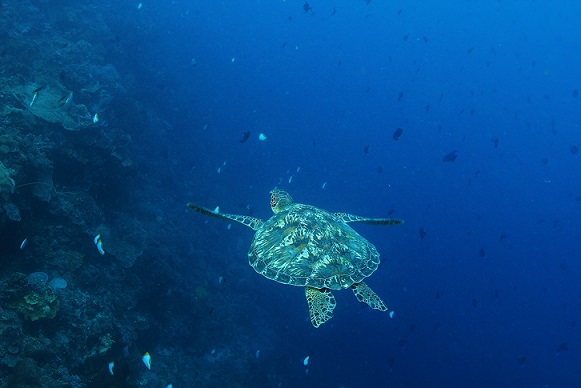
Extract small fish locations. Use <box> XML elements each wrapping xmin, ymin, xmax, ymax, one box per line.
<box><xmin>303</xmin><ymin>2</ymin><xmax>312</xmax><ymax>13</ymax></box>
<box><xmin>393</xmin><ymin>127</ymin><xmax>403</xmax><ymax>140</ymax></box>
<box><xmin>303</xmin><ymin>356</ymin><xmax>310</xmax><ymax>366</ymax></box>
<box><xmin>442</xmin><ymin>150</ymin><xmax>458</xmax><ymax>162</ymax></box>
<box><xmin>29</xmin><ymin>92</ymin><xmax>38</xmax><ymax>107</ymax></box>
<box><xmin>142</xmin><ymin>352</ymin><xmax>152</xmax><ymax>369</ymax></box>
<box><xmin>93</xmin><ymin>113</ymin><xmax>99</xmax><ymax>123</ymax></box>
<box><xmin>108</xmin><ymin>361</ymin><xmax>114</xmax><ymax>375</ymax></box>
<box><xmin>258</xmin><ymin>133</ymin><xmax>267</xmax><ymax>141</ymax></box>
<box><xmin>96</xmin><ymin>240</ymin><xmax>105</xmax><ymax>255</ymax></box>
<box><xmin>20</xmin><ymin>238</ymin><xmax>28</xmax><ymax>250</ymax></box>
<box><xmin>239</xmin><ymin>131</ymin><xmax>250</xmax><ymax>143</ymax></box>
<box><xmin>64</xmin><ymin>91</ymin><xmax>73</xmax><ymax>104</ymax></box>
<box><xmin>94</xmin><ymin>234</ymin><xmax>105</xmax><ymax>255</ymax></box>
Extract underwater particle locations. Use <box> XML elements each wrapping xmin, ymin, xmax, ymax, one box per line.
<box><xmin>389</xmin><ymin>311</ymin><xmax>394</xmax><ymax>318</ymax></box>
<box><xmin>321</xmin><ymin>181</ymin><xmax>327</xmax><ymax>189</ymax></box>
<box><xmin>288</xmin><ymin>175</ymin><xmax>293</xmax><ymax>184</ymax></box>
<box><xmin>218</xmin><ymin>276</ymin><xmax>223</xmax><ymax>284</ymax></box>
<box><xmin>108</xmin><ymin>361</ymin><xmax>114</xmax><ymax>375</ymax></box>
<box><xmin>20</xmin><ymin>238</ymin><xmax>28</xmax><ymax>250</ymax></box>
<box><xmin>255</xmin><ymin>349</ymin><xmax>260</xmax><ymax>358</ymax></box>
<box><xmin>442</xmin><ymin>150</ymin><xmax>458</xmax><ymax>162</ymax></box>
<box><xmin>137</xmin><ymin>2</ymin><xmax>143</xmax><ymax>9</ymax></box>
<box><xmin>303</xmin><ymin>355</ymin><xmax>310</xmax><ymax>366</ymax></box>
<box><xmin>296</xmin><ymin>166</ymin><xmax>301</xmax><ymax>173</ymax></box>
<box><xmin>142</xmin><ymin>352</ymin><xmax>152</xmax><ymax>369</ymax></box>
<box><xmin>166</xmin><ymin>385</ymin><xmax>173</xmax><ymax>388</ymax></box>
<box><xmin>93</xmin><ymin>113</ymin><xmax>99</xmax><ymax>123</ymax></box>
<box><xmin>570</xmin><ymin>145</ymin><xmax>579</xmax><ymax>155</ymax></box>
<box><xmin>227</xmin><ymin>223</ymin><xmax>231</xmax><ymax>230</ymax></box>
<box><xmin>393</xmin><ymin>127</ymin><xmax>403</xmax><ymax>140</ymax></box>
<box><xmin>258</xmin><ymin>133</ymin><xmax>267</xmax><ymax>141</ymax></box>
<box><xmin>231</xmin><ymin>57</ymin><xmax>235</xmax><ymax>63</ymax></box>
<box><xmin>217</xmin><ymin>167</ymin><xmax>221</xmax><ymax>173</ymax></box>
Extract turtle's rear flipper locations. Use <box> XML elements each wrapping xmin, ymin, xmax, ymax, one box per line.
<box><xmin>351</xmin><ymin>282</ymin><xmax>387</xmax><ymax>311</ymax></box>
<box><xmin>305</xmin><ymin>287</ymin><xmax>336</xmax><ymax>328</ymax></box>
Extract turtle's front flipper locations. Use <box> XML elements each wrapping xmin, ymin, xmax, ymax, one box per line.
<box><xmin>334</xmin><ymin>212</ymin><xmax>404</xmax><ymax>225</ymax></box>
<box><xmin>186</xmin><ymin>203</ymin><xmax>263</xmax><ymax>230</ymax></box>
<box><xmin>351</xmin><ymin>282</ymin><xmax>387</xmax><ymax>311</ymax></box>
<box><xmin>305</xmin><ymin>287</ymin><xmax>336</xmax><ymax>328</ymax></box>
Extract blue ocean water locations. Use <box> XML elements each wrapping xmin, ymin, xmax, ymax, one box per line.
<box><xmin>1</xmin><ymin>0</ymin><xmax>580</xmax><ymax>387</ymax></box>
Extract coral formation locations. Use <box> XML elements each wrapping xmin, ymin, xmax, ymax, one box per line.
<box><xmin>1</xmin><ymin>273</ymin><xmax>59</xmax><ymax>321</ymax></box>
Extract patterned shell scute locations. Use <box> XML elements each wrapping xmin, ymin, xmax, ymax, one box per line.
<box><xmin>249</xmin><ymin>204</ymin><xmax>380</xmax><ymax>290</ymax></box>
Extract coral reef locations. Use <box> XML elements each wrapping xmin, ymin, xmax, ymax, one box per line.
<box><xmin>0</xmin><ymin>273</ymin><xmax>59</xmax><ymax>321</ymax></box>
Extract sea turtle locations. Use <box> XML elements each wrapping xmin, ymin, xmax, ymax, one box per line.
<box><xmin>187</xmin><ymin>189</ymin><xmax>404</xmax><ymax>328</ymax></box>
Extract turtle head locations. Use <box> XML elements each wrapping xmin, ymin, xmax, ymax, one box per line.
<box><xmin>270</xmin><ymin>189</ymin><xmax>294</xmax><ymax>213</ymax></box>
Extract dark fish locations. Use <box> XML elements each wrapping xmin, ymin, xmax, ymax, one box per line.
<box><xmin>331</xmin><ymin>8</ymin><xmax>336</xmax><ymax>16</ymax></box>
<box><xmin>337</xmin><ymin>59</ymin><xmax>342</xmax><ymax>67</ymax></box>
<box><xmin>303</xmin><ymin>2</ymin><xmax>312</xmax><ymax>12</ymax></box>
<box><xmin>478</xmin><ymin>248</ymin><xmax>486</xmax><ymax>257</ymax></box>
<box><xmin>492</xmin><ymin>137</ymin><xmax>499</xmax><ymax>148</ymax></box>
<box><xmin>281</xmin><ymin>42</ymin><xmax>286</xmax><ymax>48</ymax></box>
<box><xmin>499</xmin><ymin>233</ymin><xmax>507</xmax><ymax>243</ymax></box>
<box><xmin>364</xmin><ymin>86</ymin><xmax>371</xmax><ymax>93</ymax></box>
<box><xmin>575</xmin><ymin>196</ymin><xmax>581</xmax><ymax>202</ymax></box>
<box><xmin>408</xmin><ymin>324</ymin><xmax>416</xmax><ymax>333</ymax></box>
<box><xmin>471</xmin><ymin>299</ymin><xmax>479</xmax><ymax>308</ymax></box>
<box><xmin>555</xmin><ymin>342</ymin><xmax>568</xmax><ymax>355</ymax></box>
<box><xmin>517</xmin><ymin>355</ymin><xmax>526</xmax><ymax>367</ymax></box>
<box><xmin>393</xmin><ymin>127</ymin><xmax>403</xmax><ymax>140</ymax></box>
<box><xmin>419</xmin><ymin>227</ymin><xmax>427</xmax><ymax>240</ymax></box>
<box><xmin>398</xmin><ymin>339</ymin><xmax>408</xmax><ymax>349</ymax></box>
<box><xmin>403</xmin><ymin>34</ymin><xmax>409</xmax><ymax>41</ymax></box>
<box><xmin>570</xmin><ymin>145</ymin><xmax>578</xmax><ymax>154</ymax></box>
<box><xmin>540</xmin><ymin>157</ymin><xmax>548</xmax><ymax>165</ymax></box>
<box><xmin>442</xmin><ymin>150</ymin><xmax>458</xmax><ymax>162</ymax></box>
<box><xmin>467</xmin><ymin>47</ymin><xmax>474</xmax><ymax>55</ymax></box>
<box><xmin>425</xmin><ymin>104</ymin><xmax>430</xmax><ymax>113</ymax></box>
<box><xmin>387</xmin><ymin>207</ymin><xmax>395</xmax><ymax>216</ymax></box>
<box><xmin>377</xmin><ymin>165</ymin><xmax>383</xmax><ymax>174</ymax></box>
<box><xmin>398</xmin><ymin>91</ymin><xmax>404</xmax><ymax>101</ymax></box>
<box><xmin>239</xmin><ymin>131</ymin><xmax>250</xmax><ymax>143</ymax></box>
<box><xmin>491</xmin><ymin>288</ymin><xmax>499</xmax><ymax>300</ymax></box>
<box><xmin>435</xmin><ymin>290</ymin><xmax>442</xmax><ymax>299</ymax></box>
<box><xmin>573</xmin><ymin>89</ymin><xmax>579</xmax><ymax>98</ymax></box>
<box><xmin>363</xmin><ymin>145</ymin><xmax>369</xmax><ymax>154</ymax></box>
<box><xmin>422</xmin><ymin>36</ymin><xmax>428</xmax><ymax>43</ymax></box>
<box><xmin>33</xmin><ymin>85</ymin><xmax>45</xmax><ymax>93</ymax></box>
